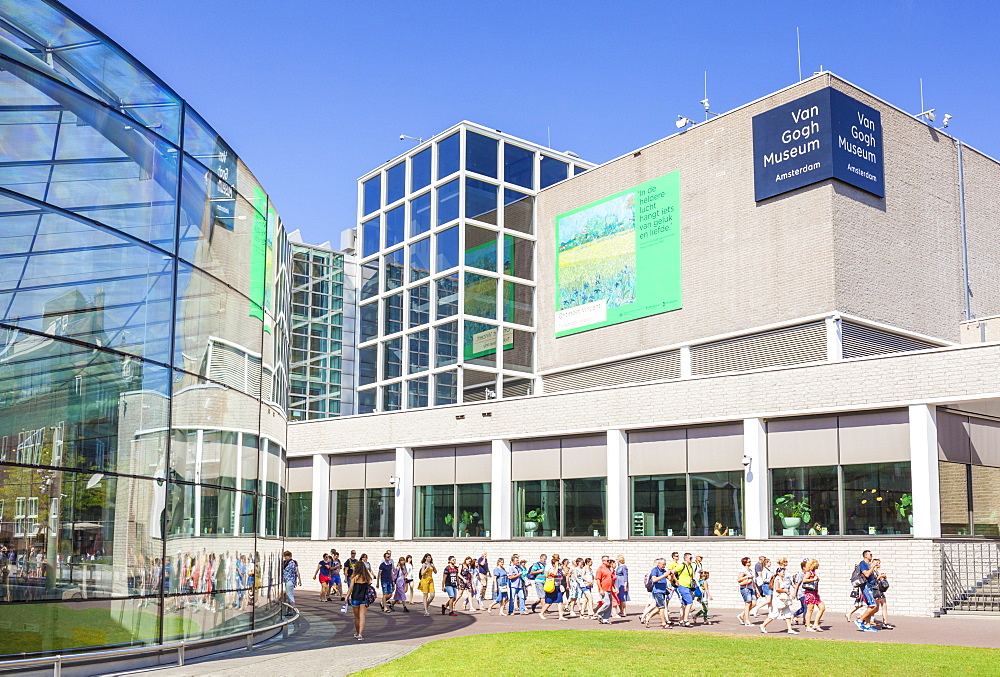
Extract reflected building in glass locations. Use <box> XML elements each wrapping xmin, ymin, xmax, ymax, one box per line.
<box><xmin>0</xmin><ymin>0</ymin><xmax>290</xmax><ymax>658</ymax></box>
<box><xmin>353</xmin><ymin>123</ymin><xmax>593</xmax><ymax>412</ymax></box>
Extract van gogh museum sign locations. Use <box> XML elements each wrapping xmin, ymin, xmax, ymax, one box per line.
<box><xmin>752</xmin><ymin>87</ymin><xmax>884</xmax><ymax>201</ymax></box>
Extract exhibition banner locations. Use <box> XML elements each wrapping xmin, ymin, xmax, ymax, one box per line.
<box><xmin>555</xmin><ymin>171</ymin><xmax>681</xmax><ymax>337</ymax></box>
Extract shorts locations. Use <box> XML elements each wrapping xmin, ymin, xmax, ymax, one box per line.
<box><xmin>760</xmin><ymin>583</ymin><xmax>773</xmax><ymax>596</ymax></box>
<box><xmin>861</xmin><ymin>587</ymin><xmax>877</xmax><ymax>607</ymax></box>
<box><xmin>740</xmin><ymin>586</ymin><xmax>757</xmax><ymax>603</ymax></box>
<box><xmin>330</xmin><ymin>575</ymin><xmax>342</xmax><ymax>585</ymax></box>
<box><xmin>445</xmin><ymin>585</ymin><xmax>457</xmax><ymax>598</ymax></box>
<box><xmin>350</xmin><ymin>599</ymin><xmax>366</xmax><ymax>607</ymax></box>
<box><xmin>677</xmin><ymin>586</ymin><xmax>694</xmax><ymax>606</ymax></box>
<box><xmin>652</xmin><ymin>591</ymin><xmax>667</xmax><ymax>608</ymax></box>
<box><xmin>319</xmin><ymin>575</ymin><xmax>331</xmax><ymax>584</ymax></box>
<box><xmin>381</xmin><ymin>582</ymin><xmax>394</xmax><ymax>595</ymax></box>
<box><xmin>544</xmin><ymin>589</ymin><xmax>563</xmax><ymax>604</ymax></box>
<box><xmin>494</xmin><ymin>588</ymin><xmax>508</xmax><ymax>603</ymax></box>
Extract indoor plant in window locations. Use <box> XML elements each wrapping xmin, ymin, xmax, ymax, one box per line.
<box><xmin>895</xmin><ymin>493</ymin><xmax>913</xmax><ymax>527</ymax></box>
<box><xmin>773</xmin><ymin>494</ymin><xmax>811</xmax><ymax>534</ymax></box>
<box><xmin>445</xmin><ymin>510</ymin><xmax>479</xmax><ymax>536</ymax></box>
<box><xmin>523</xmin><ymin>509</ymin><xmax>544</xmax><ymax>537</ymax></box>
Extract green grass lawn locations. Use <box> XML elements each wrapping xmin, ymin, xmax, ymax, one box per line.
<box><xmin>356</xmin><ymin>630</ymin><xmax>1000</xmax><ymax>676</ymax></box>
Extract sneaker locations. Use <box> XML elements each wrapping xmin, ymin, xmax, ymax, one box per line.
<box><xmin>760</xmin><ymin>626</ymin><xmax>767</xmax><ymax>633</ymax></box>
<box><xmin>356</xmin><ymin>635</ymin><xmax>363</xmax><ymax>641</ymax></box>
<box><xmin>599</xmin><ymin>619</ymin><xmax>611</xmax><ymax>624</ymax></box>
<box><xmin>449</xmin><ymin>611</ymin><xmax>458</xmax><ymax>616</ymax></box>
<box><xmin>854</xmin><ymin>619</ymin><xmax>865</xmax><ymax>630</ymax></box>
<box><xmin>788</xmin><ymin>629</ymin><xmax>799</xmax><ymax>634</ymax></box>
<box><xmin>862</xmin><ymin>625</ymin><xmax>880</xmax><ymax>632</ymax></box>
<box><xmin>423</xmin><ymin>611</ymin><xmax>430</xmax><ymax>616</ymax></box>
<box><xmin>441</xmin><ymin>605</ymin><xmax>446</xmax><ymax>615</ymax></box>
<box><xmin>736</xmin><ymin>615</ymin><xmax>746</xmax><ymax>625</ymax></box>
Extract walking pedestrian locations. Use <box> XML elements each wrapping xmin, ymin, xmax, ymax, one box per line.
<box><xmin>330</xmin><ymin>550</ymin><xmax>344</xmax><ymax>601</ymax></box>
<box><xmin>378</xmin><ymin>552</ymin><xmax>395</xmax><ymax>612</ymax></box>
<box><xmin>281</xmin><ymin>551</ymin><xmax>300</xmax><ymax>615</ymax></box>
<box><xmin>674</xmin><ymin>553</ymin><xmax>696</xmax><ymax>627</ymax></box>
<box><xmin>751</xmin><ymin>556</ymin><xmax>773</xmax><ymax>617</ymax></box>
<box><xmin>417</xmin><ymin>553</ymin><xmax>436</xmax><ymax>616</ymax></box>
<box><xmin>642</xmin><ymin>557</ymin><xmax>671</xmax><ymax>629</ymax></box>
<box><xmin>476</xmin><ymin>552</ymin><xmax>490</xmax><ymax>609</ymax></box>
<box><xmin>736</xmin><ymin>557</ymin><xmax>757</xmax><ymax>626</ymax></box>
<box><xmin>458</xmin><ymin>556</ymin><xmax>476</xmax><ymax>611</ymax></box>
<box><xmin>615</xmin><ymin>556</ymin><xmax>629</xmax><ymax>618</ymax></box>
<box><xmin>393</xmin><ymin>556</ymin><xmax>409</xmax><ymax>612</ymax></box>
<box><xmin>346</xmin><ymin>556</ymin><xmax>373</xmax><ymax>641</ymax></box>
<box><xmin>313</xmin><ymin>553</ymin><xmax>332</xmax><ymax>602</ymax></box>
<box><xmin>487</xmin><ymin>557</ymin><xmax>509</xmax><ymax>614</ymax></box>
<box><xmin>442</xmin><ymin>556</ymin><xmax>460</xmax><ymax>615</ymax></box>
<box><xmin>506</xmin><ymin>554</ymin><xmax>527</xmax><ymax>615</ymax></box>
<box><xmin>594</xmin><ymin>554</ymin><xmax>616</xmax><ymax>624</ymax></box>
<box><xmin>527</xmin><ymin>554</ymin><xmax>547</xmax><ymax>613</ymax></box>
<box><xmin>853</xmin><ymin>550</ymin><xmax>881</xmax><ymax>632</ymax></box>
<box><xmin>539</xmin><ymin>554</ymin><xmax>568</xmax><ymax>620</ymax></box>
<box><xmin>344</xmin><ymin>550</ymin><xmax>358</xmax><ymax>582</ymax></box>
<box><xmin>760</xmin><ymin>563</ymin><xmax>797</xmax><ymax>634</ymax></box>
<box><xmin>404</xmin><ymin>554</ymin><xmax>415</xmax><ymax>601</ymax></box>
<box><xmin>792</xmin><ymin>558</ymin><xmax>808</xmax><ymax>625</ymax></box>
<box><xmin>580</xmin><ymin>557</ymin><xmax>596</xmax><ymax>618</ymax></box>
<box><xmin>801</xmin><ymin>558</ymin><xmax>824</xmax><ymax>631</ymax></box>
<box><xmin>872</xmin><ymin>558</ymin><xmax>893</xmax><ymax>629</ymax></box>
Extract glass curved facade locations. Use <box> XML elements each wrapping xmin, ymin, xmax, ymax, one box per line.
<box><xmin>0</xmin><ymin>0</ymin><xmax>289</xmax><ymax>657</ymax></box>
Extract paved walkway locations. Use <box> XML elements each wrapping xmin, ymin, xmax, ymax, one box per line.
<box><xmin>125</xmin><ymin>598</ymin><xmax>1000</xmax><ymax>677</ymax></box>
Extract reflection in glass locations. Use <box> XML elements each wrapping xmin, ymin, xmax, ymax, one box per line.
<box><xmin>690</xmin><ymin>471</ymin><xmax>743</xmax><ymax>537</ymax></box>
<box><xmin>366</xmin><ymin>488</ymin><xmax>395</xmax><ymax>538</ymax></box>
<box><xmin>363</xmin><ymin>174</ymin><xmax>381</xmax><ymax>215</ymax></box>
<box><xmin>504</xmin><ymin>190</ymin><xmax>534</xmax><ymax>234</ymax></box>
<box><xmin>457</xmin><ymin>483</ymin><xmax>491</xmax><ymax>537</ymax></box>
<box><xmin>466</xmin><ymin>131</ymin><xmax>497</xmax><ymax>178</ymax></box>
<box><xmin>383</xmin><ymin>337</ymin><xmax>402</xmax><ymax>380</ymax></box>
<box><xmin>466</xmin><ymin>178</ymin><xmax>498</xmax><ymax>225</ymax></box>
<box><xmin>362</xmin><ymin>216</ymin><xmax>380</xmax><ymax>258</ymax></box>
<box><xmin>357</xmin><ymin>388</ymin><xmax>377</xmax><ymax>415</ymax></box>
<box><xmin>436</xmin><ymin>180</ymin><xmax>459</xmax><ymax>226</ymax></box>
<box><xmin>631</xmin><ymin>475</ymin><xmax>686</xmax><ymax>536</ymax></box>
<box><xmin>436</xmin><ymin>321</ymin><xmax>459</xmax><ymax>368</ymax></box>
<box><xmin>334</xmin><ymin>489</ymin><xmax>364</xmax><ymax>537</ymax></box>
<box><xmin>843</xmin><ymin>462</ymin><xmax>911</xmax><ymax>535</ymax></box>
<box><xmin>407</xmin><ymin>376</ymin><xmax>429</xmax><ymax>409</ymax></box>
<box><xmin>386</xmin><ymin>162</ymin><xmax>406</xmax><ymax>205</ymax></box>
<box><xmin>415</xmin><ymin>485</ymin><xmax>454</xmax><ymax>537</ymax></box>
<box><xmin>410</xmin><ymin>193</ymin><xmax>431</xmax><ymax>238</ymax></box>
<box><xmin>435</xmin><ymin>370</ymin><xmax>458</xmax><ymax>405</ymax></box>
<box><xmin>287</xmin><ymin>492</ymin><xmax>312</xmax><ymax>538</ymax></box>
<box><xmin>465</xmin><ymin>225</ymin><xmax>498</xmax><ymax>271</ymax></box>
<box><xmin>540</xmin><ymin>156</ymin><xmax>568</xmax><ymax>188</ymax></box>
<box><xmin>464</xmin><ymin>321</ymin><xmax>498</xmax><ymax>368</ymax></box>
<box><xmin>770</xmin><ymin>466</ymin><xmax>838</xmax><ymax>536</ymax></box>
<box><xmin>504</xmin><ymin>143</ymin><xmax>534</xmax><ymax>189</ymax></box>
<box><xmin>385</xmin><ymin>205</ymin><xmax>405</xmax><ymax>248</ymax></box>
<box><xmin>384</xmin><ymin>249</ymin><xmax>404</xmax><ymax>291</ymax></box>
<box><xmin>360</xmin><ymin>302</ymin><xmax>378</xmax><ymax>342</ymax></box>
<box><xmin>410</xmin><ymin>237</ymin><xmax>432</xmax><ymax>282</ymax></box>
<box><xmin>411</xmin><ymin>148</ymin><xmax>431</xmax><ymax>192</ymax></box>
<box><xmin>464</xmin><ymin>273</ymin><xmax>497</xmax><ymax>320</ymax></box>
<box><xmin>564</xmin><ymin>478</ymin><xmax>606</xmax><ymax>537</ymax></box>
<box><xmin>504</xmin><ymin>281</ymin><xmax>534</xmax><ymax>325</ymax></box>
<box><xmin>408</xmin><ymin>329</ymin><xmax>430</xmax><ymax>374</ymax></box>
<box><xmin>502</xmin><ymin>329</ymin><xmax>533</xmax><ymax>373</ymax></box>
<box><xmin>383</xmin><ymin>293</ymin><xmax>403</xmax><ymax>335</ymax></box>
<box><xmin>972</xmin><ymin>465</ymin><xmax>1000</xmax><ymax>537</ymax></box>
<box><xmin>436</xmin><ymin>274</ymin><xmax>459</xmax><ymax>319</ymax></box>
<box><xmin>504</xmin><ymin>234</ymin><xmax>534</xmax><ymax>280</ymax></box>
<box><xmin>409</xmin><ymin>283</ymin><xmax>430</xmax><ymax>327</ymax></box>
<box><xmin>360</xmin><ymin>260</ymin><xmax>379</xmax><ymax>301</ymax></box>
<box><xmin>438</xmin><ymin>132</ymin><xmax>460</xmax><ymax>180</ymax></box>
<box><xmin>436</xmin><ymin>226</ymin><xmax>459</xmax><ymax>272</ymax></box>
<box><xmin>382</xmin><ymin>381</ymin><xmax>402</xmax><ymax>411</ymax></box>
<box><xmin>358</xmin><ymin>346</ymin><xmax>377</xmax><ymax>386</ymax></box>
<box><xmin>514</xmin><ymin>480</ymin><xmax>559</xmax><ymax>537</ymax></box>
<box><xmin>462</xmin><ymin>368</ymin><xmax>496</xmax><ymax>401</ymax></box>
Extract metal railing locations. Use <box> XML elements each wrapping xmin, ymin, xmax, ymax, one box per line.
<box><xmin>0</xmin><ymin>603</ymin><xmax>299</xmax><ymax>676</ymax></box>
<box><xmin>941</xmin><ymin>540</ymin><xmax>1000</xmax><ymax>614</ymax></box>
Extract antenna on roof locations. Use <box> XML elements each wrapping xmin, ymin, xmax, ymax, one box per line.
<box><xmin>547</xmin><ymin>126</ymin><xmax>551</xmax><ymax>148</ymax></box>
<box><xmin>796</xmin><ymin>27</ymin><xmax>803</xmax><ymax>82</ymax></box>
<box><xmin>700</xmin><ymin>71</ymin><xmax>718</xmax><ymax>120</ymax></box>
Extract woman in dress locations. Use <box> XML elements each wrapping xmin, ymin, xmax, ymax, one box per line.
<box><xmin>614</xmin><ymin>556</ymin><xmax>629</xmax><ymax>618</ymax></box>
<box><xmin>751</xmin><ymin>557</ymin><xmax>773</xmax><ymax>618</ymax></box>
<box><xmin>580</xmin><ymin>557</ymin><xmax>595</xmax><ymax>618</ymax></box>
<box><xmin>404</xmin><ymin>554</ymin><xmax>415</xmax><ymax>601</ymax></box>
<box><xmin>458</xmin><ymin>556</ymin><xmax>476</xmax><ymax>611</ymax></box>
<box><xmin>346</xmin><ymin>556</ymin><xmax>373</xmax><ymax>641</ymax></box>
<box><xmin>392</xmin><ymin>556</ymin><xmax>410</xmax><ymax>612</ymax></box>
<box><xmin>539</xmin><ymin>556</ymin><xmax>568</xmax><ymax>620</ymax></box>
<box><xmin>487</xmin><ymin>557</ymin><xmax>509</xmax><ymax>614</ymax></box>
<box><xmin>760</xmin><ymin>563</ymin><xmax>798</xmax><ymax>634</ymax></box>
<box><xmin>417</xmin><ymin>553</ymin><xmax>436</xmax><ymax>616</ymax></box>
<box><xmin>736</xmin><ymin>557</ymin><xmax>757</xmax><ymax>626</ymax></box>
<box><xmin>802</xmin><ymin>558</ymin><xmax>825</xmax><ymax>631</ymax></box>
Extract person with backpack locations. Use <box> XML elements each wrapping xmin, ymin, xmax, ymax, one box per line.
<box><xmin>527</xmin><ymin>554</ymin><xmax>547</xmax><ymax>613</ymax></box>
<box><xmin>736</xmin><ymin>557</ymin><xmax>757</xmax><ymax>625</ymax></box>
<box><xmin>852</xmin><ymin>550</ymin><xmax>881</xmax><ymax>632</ymax></box>
<box><xmin>673</xmin><ymin>553</ymin><xmax>697</xmax><ymax>627</ymax></box>
<box><xmin>641</xmin><ymin>557</ymin><xmax>671</xmax><ymax>629</ymax></box>
<box><xmin>281</xmin><ymin>551</ymin><xmax>300</xmax><ymax>615</ymax></box>
<box><xmin>801</xmin><ymin>558</ymin><xmax>824</xmax><ymax>631</ymax></box>
<box><xmin>346</xmin><ymin>556</ymin><xmax>374</xmax><ymax>641</ymax></box>
<box><xmin>506</xmin><ymin>554</ymin><xmax>527</xmax><ymax>615</ymax></box>
<box><xmin>871</xmin><ymin>558</ymin><xmax>893</xmax><ymax>629</ymax></box>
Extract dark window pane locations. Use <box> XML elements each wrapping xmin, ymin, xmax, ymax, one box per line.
<box><xmin>436</xmin><ymin>226</ymin><xmax>459</xmax><ymax>271</ymax></box>
<box><xmin>335</xmin><ymin>489</ymin><xmax>364</xmax><ymax>538</ymax></box>
<box><xmin>457</xmin><ymin>483</ymin><xmax>491</xmax><ymax>537</ymax></box>
<box><xmin>514</xmin><ymin>479</ymin><xmax>559</xmax><ymax>537</ymax></box>
<box><xmin>415</xmin><ymin>485</ymin><xmax>454</xmax><ymax>537</ymax></box>
<box><xmin>466</xmin><ymin>131</ymin><xmax>498</xmax><ymax>179</ymax></box>
<box><xmin>435</xmin><ymin>370</ymin><xmax>458</xmax><ymax>405</ymax></box>
<box><xmin>386</xmin><ymin>162</ymin><xmax>406</xmax><ymax>204</ymax></box>
<box><xmin>690</xmin><ymin>471</ymin><xmax>743</xmax><ymax>537</ymax></box>
<box><xmin>359</xmin><ymin>346</ymin><xmax>377</xmax><ymax>386</ymax></box>
<box><xmin>287</xmin><ymin>491</ymin><xmax>312</xmax><ymax>538</ymax></box>
<box><xmin>410</xmin><ymin>192</ymin><xmax>432</xmax><ymax>237</ymax></box>
<box><xmin>436</xmin><ymin>274</ymin><xmax>459</xmax><ymax>319</ymax></box>
<box><xmin>407</xmin><ymin>376</ymin><xmax>429</xmax><ymax>409</ymax></box>
<box><xmin>384</xmin><ymin>249</ymin><xmax>404</xmax><ymax>291</ymax></box>
<box><xmin>504</xmin><ymin>190</ymin><xmax>534</xmax><ymax>234</ymax></box>
<box><xmin>382</xmin><ymin>381</ymin><xmax>402</xmax><ymax>412</ymax></box>
<box><xmin>410</xmin><ymin>237</ymin><xmax>431</xmax><ymax>282</ymax></box>
<box><xmin>360</xmin><ymin>259</ymin><xmax>379</xmax><ymax>301</ymax></box>
<box><xmin>574</xmin><ymin>165</ymin><xmax>588</xmax><ymax>175</ymax></box>
<box><xmin>360</xmin><ymin>302</ymin><xmax>378</xmax><ymax>342</ymax></box>
<box><xmin>540</xmin><ymin>156</ymin><xmax>568</xmax><ymax>188</ymax></box>
<box><xmin>411</xmin><ymin>148</ymin><xmax>432</xmax><ymax>192</ymax></box>
<box><xmin>436</xmin><ymin>320</ymin><xmax>459</xmax><ymax>367</ymax></box>
<box><xmin>386</xmin><ymin>205</ymin><xmax>405</xmax><ymax>247</ymax></box>
<box><xmin>770</xmin><ymin>466</ymin><xmax>839</xmax><ymax>536</ymax></box>
<box><xmin>466</xmin><ymin>178</ymin><xmax>498</xmax><ymax>225</ymax></box>
<box><xmin>843</xmin><ymin>462</ymin><xmax>912</xmax><ymax>536</ymax></box>
<box><xmin>362</xmin><ymin>216</ymin><xmax>380</xmax><ymax>258</ymax></box>
<box><xmin>504</xmin><ymin>143</ymin><xmax>534</xmax><ymax>189</ymax></box>
<box><xmin>358</xmin><ymin>388</ymin><xmax>377</xmax><ymax>415</ymax></box>
<box><xmin>502</xmin><ymin>328</ymin><xmax>533</xmax><ymax>373</ymax></box>
<box><xmin>409</xmin><ymin>283</ymin><xmax>431</xmax><ymax>327</ymax></box>
<box><xmin>408</xmin><ymin>329</ymin><xmax>430</xmax><ymax>374</ymax></box>
<box><xmin>437</xmin><ymin>179</ymin><xmax>459</xmax><ymax>226</ymax></box>
<box><xmin>564</xmin><ymin>477</ymin><xmax>606</xmax><ymax>537</ymax></box>
<box><xmin>383</xmin><ymin>336</ymin><xmax>402</xmax><ymax>380</ymax></box>
<box><xmin>363</xmin><ymin>175</ymin><xmax>381</xmax><ymax>215</ymax></box>
<box><xmin>466</xmin><ymin>224</ymin><xmax>498</xmax><ymax>271</ymax></box>
<box><xmin>383</xmin><ymin>293</ymin><xmax>403</xmax><ymax>335</ymax></box>
<box><xmin>437</xmin><ymin>132</ymin><xmax>460</xmax><ymax>180</ymax></box>
<box><xmin>939</xmin><ymin>461</ymin><xmax>970</xmax><ymax>535</ymax></box>
<box><xmin>631</xmin><ymin>475</ymin><xmax>686</xmax><ymax>536</ymax></box>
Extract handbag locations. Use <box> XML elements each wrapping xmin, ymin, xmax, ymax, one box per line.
<box><xmin>543</xmin><ymin>578</ymin><xmax>556</xmax><ymax>594</ymax></box>
<box><xmin>802</xmin><ymin>579</ymin><xmax>818</xmax><ymax>592</ymax></box>
<box><xmin>364</xmin><ymin>584</ymin><xmax>376</xmax><ymax>606</ymax></box>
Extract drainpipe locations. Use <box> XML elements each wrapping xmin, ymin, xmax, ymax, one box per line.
<box><xmin>957</xmin><ymin>140</ymin><xmax>971</xmax><ymax>321</ymax></box>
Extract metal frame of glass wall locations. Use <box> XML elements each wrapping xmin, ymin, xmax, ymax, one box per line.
<box><xmin>0</xmin><ymin>0</ymin><xmax>289</xmax><ymax>658</ymax></box>
<box><xmin>354</xmin><ymin>122</ymin><xmax>593</xmax><ymax>413</ymax></box>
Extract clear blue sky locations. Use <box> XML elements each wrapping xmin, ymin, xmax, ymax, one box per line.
<box><xmin>67</xmin><ymin>0</ymin><xmax>1000</xmax><ymax>246</ymax></box>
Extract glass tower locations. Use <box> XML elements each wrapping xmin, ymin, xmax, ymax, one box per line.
<box><xmin>355</xmin><ymin>122</ymin><xmax>592</xmax><ymax>413</ymax></box>
<box><xmin>288</xmin><ymin>232</ymin><xmax>356</xmax><ymax>420</ymax></box>
<box><xmin>0</xmin><ymin>0</ymin><xmax>290</xmax><ymax>658</ymax></box>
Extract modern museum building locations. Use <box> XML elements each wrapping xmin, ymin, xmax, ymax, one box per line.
<box><xmin>2</xmin><ymin>0</ymin><xmax>1000</xmax><ymax>668</ymax></box>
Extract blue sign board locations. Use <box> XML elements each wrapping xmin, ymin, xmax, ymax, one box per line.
<box><xmin>752</xmin><ymin>87</ymin><xmax>883</xmax><ymax>201</ymax></box>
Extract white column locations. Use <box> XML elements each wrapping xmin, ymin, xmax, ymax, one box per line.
<box><xmin>606</xmin><ymin>429</ymin><xmax>629</xmax><ymax>540</ymax></box>
<box><xmin>491</xmin><ymin>439</ymin><xmax>512</xmax><ymax>540</ymax></box>
<box><xmin>743</xmin><ymin>417</ymin><xmax>769</xmax><ymax>540</ymax></box>
<box><xmin>825</xmin><ymin>315</ymin><xmax>843</xmax><ymax>362</ymax></box>
<box><xmin>394</xmin><ymin>446</ymin><xmax>413</xmax><ymax>540</ymax></box>
<box><xmin>909</xmin><ymin>404</ymin><xmax>941</xmax><ymax>539</ymax></box>
<box><xmin>679</xmin><ymin>345</ymin><xmax>692</xmax><ymax>379</ymax></box>
<box><xmin>311</xmin><ymin>453</ymin><xmax>331</xmax><ymax>541</ymax></box>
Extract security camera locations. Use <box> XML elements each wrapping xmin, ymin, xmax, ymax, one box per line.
<box><xmin>741</xmin><ymin>455</ymin><xmax>752</xmax><ymax>467</ymax></box>
<box><xmin>399</xmin><ymin>134</ymin><xmax>405</xmax><ymax>141</ymax></box>
<box><xmin>942</xmin><ymin>114</ymin><xmax>952</xmax><ymax>128</ymax></box>
<box><xmin>389</xmin><ymin>475</ymin><xmax>397</xmax><ymax>485</ymax></box>
<box><xmin>675</xmin><ymin>118</ymin><xmax>687</xmax><ymax>129</ymax></box>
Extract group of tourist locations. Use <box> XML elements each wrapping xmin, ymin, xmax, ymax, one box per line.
<box><xmin>280</xmin><ymin>546</ymin><xmax>893</xmax><ymax>641</ymax></box>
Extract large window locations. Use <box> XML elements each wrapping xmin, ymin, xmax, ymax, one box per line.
<box><xmin>938</xmin><ymin>412</ymin><xmax>1000</xmax><ymax>537</ymax></box>
<box><xmin>414</xmin><ymin>483</ymin><xmax>490</xmax><ymax>538</ymax></box>
<box><xmin>631</xmin><ymin>474</ymin><xmax>686</xmax><ymax>536</ymax></box>
<box><xmin>514</xmin><ymin>479</ymin><xmax>560</xmax><ymax>538</ymax></box>
<box><xmin>287</xmin><ymin>491</ymin><xmax>312</xmax><ymax>538</ymax></box>
<box><xmin>514</xmin><ymin>479</ymin><xmax>606</xmax><ymax>538</ymax></box>
<box><xmin>332</xmin><ymin>487</ymin><xmax>394</xmax><ymax>539</ymax></box>
<box><xmin>690</xmin><ymin>471</ymin><xmax>743</xmax><ymax>537</ymax></box>
<box><xmin>843</xmin><ymin>462</ymin><xmax>912</xmax><ymax>536</ymax></box>
<box><xmin>771</xmin><ymin>466</ymin><xmax>839</xmax><ymax>536</ymax></box>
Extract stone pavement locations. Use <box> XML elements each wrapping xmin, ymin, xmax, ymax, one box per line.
<box><xmin>124</xmin><ymin>597</ymin><xmax>1000</xmax><ymax>677</ymax></box>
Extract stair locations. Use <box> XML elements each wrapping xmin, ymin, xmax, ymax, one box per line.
<box><xmin>946</xmin><ymin>573</ymin><xmax>1000</xmax><ymax>614</ymax></box>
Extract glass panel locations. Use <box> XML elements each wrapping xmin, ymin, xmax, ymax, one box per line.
<box><xmin>415</xmin><ymin>485</ymin><xmax>454</xmax><ymax>537</ymax></box>
<box><xmin>540</xmin><ymin>156</ymin><xmax>568</xmax><ymax>188</ymax></box>
<box><xmin>382</xmin><ymin>381</ymin><xmax>402</xmax><ymax>411</ymax></box>
<box><xmin>514</xmin><ymin>479</ymin><xmax>559</xmax><ymax>537</ymax></box>
<box><xmin>972</xmin><ymin>465</ymin><xmax>1000</xmax><ymax>537</ymax></box>
<box><xmin>437</xmin><ymin>132</ymin><xmax>460</xmax><ymax>180</ymax></box>
<box><xmin>385</xmin><ymin>205</ymin><xmax>405</xmax><ymax>248</ymax></box>
<box><xmin>770</xmin><ymin>466</ymin><xmax>839</xmax><ymax>536</ymax></box>
<box><xmin>410</xmin><ymin>192</ymin><xmax>431</xmax><ymax>238</ymax></box>
<box><xmin>462</xmin><ymin>368</ymin><xmax>496</xmax><ymax>402</ymax></box>
<box><xmin>0</xmin><ymin>597</ymin><xmax>161</xmax><ymax>653</ymax></box>
<box><xmin>504</xmin><ymin>190</ymin><xmax>534</xmax><ymax>234</ymax></box>
<box><xmin>366</xmin><ymin>487</ymin><xmax>395</xmax><ymax>538</ymax></box>
<box><xmin>362</xmin><ymin>216</ymin><xmax>380</xmax><ymax>258</ymax></box>
<box><xmin>360</xmin><ymin>302</ymin><xmax>378</xmax><ymax>342</ymax></box>
<box><xmin>287</xmin><ymin>491</ymin><xmax>312</xmax><ymax>538</ymax></box>
<box><xmin>383</xmin><ymin>337</ymin><xmax>402</xmax><ymax>379</ymax></box>
<box><xmin>464</xmin><ymin>274</ymin><xmax>496</xmax><ymax>320</ymax></box>
<box><xmin>465</xmin><ymin>225</ymin><xmax>498</xmax><ymax>271</ymax></box>
<box><xmin>383</xmin><ymin>293</ymin><xmax>403</xmax><ymax>335</ymax></box>
<box><xmin>407</xmin><ymin>376</ymin><xmax>429</xmax><ymax>409</ymax></box>
<box><xmin>436</xmin><ymin>179</ymin><xmax>459</xmax><ymax>226</ymax></box>
<box><xmin>363</xmin><ymin>174</ymin><xmax>381</xmax><ymax>216</ymax></box>
<box><xmin>357</xmin><ymin>388</ymin><xmax>377</xmax><ymax>415</ymax></box>
<box><xmin>464</xmin><ymin>320</ymin><xmax>498</xmax><ymax>368</ymax></box>
<box><xmin>503</xmin><ymin>234</ymin><xmax>534</xmax><ymax>281</ymax></box>
<box><xmin>457</xmin><ymin>483</ymin><xmax>491</xmax><ymax>537</ymax></box>
<box><xmin>504</xmin><ymin>280</ymin><xmax>534</xmax><ymax>325</ymax></box>
<box><xmin>409</xmin><ymin>283</ymin><xmax>431</xmax><ymax>327</ymax></box>
<box><xmin>563</xmin><ymin>477</ymin><xmax>606</xmax><ymax>537</ymax></box>
<box><xmin>384</xmin><ymin>249</ymin><xmax>404</xmax><ymax>291</ymax></box>
<box><xmin>408</xmin><ymin>329</ymin><xmax>430</xmax><ymax>374</ymax></box>
<box><xmin>436</xmin><ymin>320</ymin><xmax>459</xmax><ymax>368</ymax></box>
<box><xmin>502</xmin><ymin>376</ymin><xmax>533</xmax><ymax>399</ymax></box>
<box><xmin>411</xmin><ymin>148</ymin><xmax>431</xmax><ymax>192</ymax></box>
<box><xmin>200</xmin><ymin>430</ymin><xmax>239</xmax><ymax>488</ymax></box>
<box><xmin>241</xmin><ymin>433</ymin><xmax>259</xmax><ymax>493</ymax></box>
<box><xmin>842</xmin><ymin>462</ymin><xmax>912</xmax><ymax>536</ymax></box>
<box><xmin>436</xmin><ymin>273</ymin><xmax>459</xmax><ymax>319</ymax></box>
<box><xmin>690</xmin><ymin>470</ymin><xmax>743</xmax><ymax>537</ymax></box>
<box><xmin>502</xmin><ymin>329</ymin><xmax>533</xmax><ymax>373</ymax></box>
<box><xmin>631</xmin><ymin>475</ymin><xmax>686</xmax><ymax>536</ymax></box>
<box><xmin>358</xmin><ymin>346</ymin><xmax>377</xmax><ymax>386</ymax></box>
<box><xmin>466</xmin><ymin>131</ymin><xmax>498</xmax><ymax>178</ymax></box>
<box><xmin>410</xmin><ymin>237</ymin><xmax>432</xmax><ymax>282</ymax></box>
<box><xmin>939</xmin><ymin>461</ymin><xmax>970</xmax><ymax>535</ymax></box>
<box><xmin>334</xmin><ymin>488</ymin><xmax>364</xmax><ymax>538</ymax></box>
<box><xmin>386</xmin><ymin>162</ymin><xmax>406</xmax><ymax>205</ymax></box>
<box><xmin>435</xmin><ymin>370</ymin><xmax>458</xmax><ymax>405</ymax></box>
<box><xmin>504</xmin><ymin>143</ymin><xmax>534</xmax><ymax>189</ymax></box>
<box><xmin>360</xmin><ymin>259</ymin><xmax>379</xmax><ymax>301</ymax></box>
<box><xmin>466</xmin><ymin>178</ymin><xmax>498</xmax><ymax>225</ymax></box>
<box><xmin>435</xmin><ymin>226</ymin><xmax>459</xmax><ymax>271</ymax></box>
